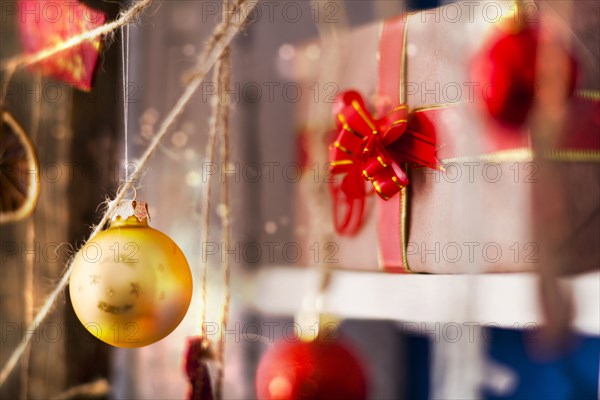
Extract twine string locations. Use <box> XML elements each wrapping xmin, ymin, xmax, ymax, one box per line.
<box><xmin>214</xmin><ymin>0</ymin><xmax>234</xmax><ymax>396</ymax></box>
<box><xmin>215</xmin><ymin>46</ymin><xmax>232</xmax><ymax>400</ymax></box>
<box><xmin>198</xmin><ymin>1</ymin><xmax>235</xmax><ymax>398</ymax></box>
<box><xmin>0</xmin><ymin>0</ymin><xmax>258</xmax><ymax>387</ymax></box>
<box><xmin>199</xmin><ymin>50</ymin><xmax>221</xmax><ymax>344</ymax></box>
<box><xmin>121</xmin><ymin>24</ymin><xmax>131</xmax><ymax>175</ymax></box>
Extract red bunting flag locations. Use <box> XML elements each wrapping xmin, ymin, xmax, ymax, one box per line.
<box><xmin>18</xmin><ymin>0</ymin><xmax>106</xmax><ymax>91</ymax></box>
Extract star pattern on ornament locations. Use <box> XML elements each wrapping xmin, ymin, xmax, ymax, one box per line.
<box><xmin>97</xmin><ymin>301</ymin><xmax>134</xmax><ymax>315</ymax></box>
<box><xmin>89</xmin><ymin>274</ymin><xmax>100</xmax><ymax>285</ymax></box>
<box><xmin>130</xmin><ymin>282</ymin><xmax>140</xmax><ymax>297</ymax></box>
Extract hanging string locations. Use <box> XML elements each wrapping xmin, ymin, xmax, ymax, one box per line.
<box><xmin>191</xmin><ymin>40</ymin><xmax>230</xmax><ymax>400</ymax></box>
<box><xmin>198</xmin><ymin>0</ymin><xmax>247</xmax><ymax>351</ymax></box>
<box><xmin>198</xmin><ymin>49</ymin><xmax>222</xmax><ymax>344</ymax></box>
<box><xmin>0</xmin><ymin>0</ymin><xmax>258</xmax><ymax>386</ymax></box>
<box><xmin>215</xmin><ymin>46</ymin><xmax>232</xmax><ymax>400</ymax></box>
<box><xmin>194</xmin><ymin>0</ymin><xmax>234</xmax><ymax>397</ymax></box>
<box><xmin>121</xmin><ymin>24</ymin><xmax>131</xmax><ymax>177</ymax></box>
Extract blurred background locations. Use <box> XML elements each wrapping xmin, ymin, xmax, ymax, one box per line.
<box><xmin>1</xmin><ymin>0</ymin><xmax>599</xmax><ymax>399</ymax></box>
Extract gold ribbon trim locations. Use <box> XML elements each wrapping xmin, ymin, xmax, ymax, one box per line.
<box><xmin>399</xmin><ymin>147</ymin><xmax>600</xmax><ymax>273</ymax></box>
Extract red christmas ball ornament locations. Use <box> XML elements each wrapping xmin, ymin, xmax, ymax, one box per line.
<box><xmin>256</xmin><ymin>337</ymin><xmax>367</xmax><ymax>400</ymax></box>
<box><xmin>471</xmin><ymin>21</ymin><xmax>578</xmax><ymax>128</ymax></box>
<box><xmin>473</xmin><ymin>23</ymin><xmax>539</xmax><ymax>127</ymax></box>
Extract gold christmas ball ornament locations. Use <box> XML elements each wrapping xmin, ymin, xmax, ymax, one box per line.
<box><xmin>69</xmin><ymin>200</ymin><xmax>193</xmax><ymax>347</ymax></box>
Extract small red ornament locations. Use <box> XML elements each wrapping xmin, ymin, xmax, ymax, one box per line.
<box><xmin>256</xmin><ymin>337</ymin><xmax>367</xmax><ymax>400</ymax></box>
<box><xmin>473</xmin><ymin>23</ymin><xmax>539</xmax><ymax>127</ymax></box>
<box><xmin>471</xmin><ymin>20</ymin><xmax>577</xmax><ymax>128</ymax></box>
<box><xmin>184</xmin><ymin>337</ymin><xmax>214</xmax><ymax>400</ymax></box>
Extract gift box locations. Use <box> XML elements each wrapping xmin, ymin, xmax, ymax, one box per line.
<box><xmin>293</xmin><ymin>2</ymin><xmax>600</xmax><ymax>273</ymax></box>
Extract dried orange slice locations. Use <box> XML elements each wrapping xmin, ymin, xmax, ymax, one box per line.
<box><xmin>0</xmin><ymin>111</ymin><xmax>40</xmax><ymax>223</ymax></box>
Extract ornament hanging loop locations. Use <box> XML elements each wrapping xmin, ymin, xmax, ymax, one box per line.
<box><xmin>116</xmin><ymin>182</ymin><xmax>137</xmax><ymax>202</ymax></box>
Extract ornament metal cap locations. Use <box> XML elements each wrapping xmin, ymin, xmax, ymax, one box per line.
<box><xmin>111</xmin><ymin>200</ymin><xmax>150</xmax><ymax>222</ymax></box>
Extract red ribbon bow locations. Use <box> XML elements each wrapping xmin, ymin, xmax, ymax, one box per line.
<box><xmin>329</xmin><ymin>90</ymin><xmax>440</xmax><ymax>235</ymax></box>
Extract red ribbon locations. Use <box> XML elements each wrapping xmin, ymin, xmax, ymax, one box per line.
<box><xmin>329</xmin><ymin>90</ymin><xmax>440</xmax><ymax>235</ymax></box>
